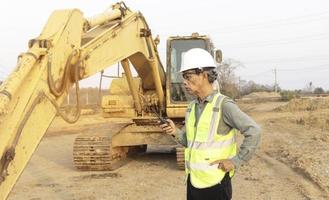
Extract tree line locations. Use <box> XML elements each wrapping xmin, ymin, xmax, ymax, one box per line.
<box><xmin>216</xmin><ymin>59</ymin><xmax>329</xmax><ymax>100</ymax></box>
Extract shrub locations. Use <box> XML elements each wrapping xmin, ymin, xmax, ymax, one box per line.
<box><xmin>280</xmin><ymin>90</ymin><xmax>300</xmax><ymax>101</ymax></box>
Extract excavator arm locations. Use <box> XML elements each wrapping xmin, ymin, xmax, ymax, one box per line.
<box><xmin>0</xmin><ymin>2</ymin><xmax>165</xmax><ymax>199</ymax></box>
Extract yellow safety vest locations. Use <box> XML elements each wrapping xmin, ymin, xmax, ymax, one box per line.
<box><xmin>185</xmin><ymin>93</ymin><xmax>237</xmax><ymax>189</ymax></box>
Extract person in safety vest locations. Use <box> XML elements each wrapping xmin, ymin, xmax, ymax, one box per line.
<box><xmin>160</xmin><ymin>48</ymin><xmax>261</xmax><ymax>200</ymax></box>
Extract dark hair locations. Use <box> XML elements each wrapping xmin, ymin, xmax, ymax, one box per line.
<box><xmin>203</xmin><ymin>67</ymin><xmax>218</xmax><ymax>83</ymax></box>
<box><xmin>185</xmin><ymin>68</ymin><xmax>218</xmax><ymax>83</ymax></box>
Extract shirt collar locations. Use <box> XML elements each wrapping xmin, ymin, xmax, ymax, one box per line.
<box><xmin>196</xmin><ymin>91</ymin><xmax>217</xmax><ymax>104</ymax></box>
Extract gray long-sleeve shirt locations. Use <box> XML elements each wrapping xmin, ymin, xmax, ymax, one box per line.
<box><xmin>175</xmin><ymin>92</ymin><xmax>261</xmax><ymax>169</ymax></box>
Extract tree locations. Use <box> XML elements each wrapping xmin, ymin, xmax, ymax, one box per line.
<box><xmin>216</xmin><ymin>58</ymin><xmax>243</xmax><ymax>99</ymax></box>
<box><xmin>303</xmin><ymin>82</ymin><xmax>314</xmax><ymax>93</ymax></box>
<box><xmin>313</xmin><ymin>87</ymin><xmax>324</xmax><ymax>94</ymax></box>
<box><xmin>239</xmin><ymin>80</ymin><xmax>275</xmax><ymax>96</ymax></box>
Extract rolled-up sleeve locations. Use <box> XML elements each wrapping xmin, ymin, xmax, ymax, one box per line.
<box><xmin>222</xmin><ymin>100</ymin><xmax>261</xmax><ymax>169</ymax></box>
<box><xmin>174</xmin><ymin>126</ymin><xmax>188</xmax><ymax>147</ymax></box>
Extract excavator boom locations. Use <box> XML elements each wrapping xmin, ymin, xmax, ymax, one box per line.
<box><xmin>0</xmin><ymin>2</ymin><xmax>165</xmax><ymax>199</ymax></box>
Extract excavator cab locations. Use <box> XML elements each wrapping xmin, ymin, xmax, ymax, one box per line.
<box><xmin>165</xmin><ymin>33</ymin><xmax>219</xmax><ymax>118</ymax></box>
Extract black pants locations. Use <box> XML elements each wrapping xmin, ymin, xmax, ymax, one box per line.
<box><xmin>187</xmin><ymin>173</ymin><xmax>232</xmax><ymax>200</ymax></box>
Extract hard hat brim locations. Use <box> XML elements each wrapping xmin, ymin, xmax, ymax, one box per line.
<box><xmin>179</xmin><ymin>66</ymin><xmax>215</xmax><ymax>73</ymax></box>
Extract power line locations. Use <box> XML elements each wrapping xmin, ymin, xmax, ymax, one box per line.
<box><xmin>205</xmin><ymin>10</ymin><xmax>329</xmax><ymax>34</ymax></box>
<box><xmin>242</xmin><ymin>55</ymin><xmax>329</xmax><ymax>64</ymax></box>
<box><xmin>242</xmin><ymin>69</ymin><xmax>273</xmax><ymax>77</ymax></box>
<box><xmin>240</xmin><ymin>64</ymin><xmax>329</xmax><ymax>78</ymax></box>
<box><xmin>277</xmin><ymin>64</ymin><xmax>329</xmax><ymax>71</ymax></box>
<box><xmin>220</xmin><ymin>33</ymin><xmax>329</xmax><ymax>48</ymax></box>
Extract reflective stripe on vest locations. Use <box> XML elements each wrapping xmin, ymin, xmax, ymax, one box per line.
<box><xmin>187</xmin><ymin>136</ymin><xmax>236</xmax><ymax>150</ymax></box>
<box><xmin>186</xmin><ymin>155</ymin><xmax>235</xmax><ymax>171</ymax></box>
<box><xmin>184</xmin><ymin>93</ymin><xmax>237</xmax><ymax>189</ymax></box>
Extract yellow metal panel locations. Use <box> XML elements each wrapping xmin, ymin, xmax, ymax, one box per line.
<box><xmin>0</xmin><ymin>9</ymin><xmax>84</xmax><ymax>199</ymax></box>
<box><xmin>80</xmin><ymin>11</ymin><xmax>166</xmax><ymax>109</ymax></box>
<box><xmin>109</xmin><ymin>75</ymin><xmax>141</xmax><ymax>95</ymax></box>
<box><xmin>112</xmin><ymin>124</ymin><xmax>177</xmax><ymax>146</ymax></box>
<box><xmin>166</xmin><ymin>106</ymin><xmax>188</xmax><ymax>118</ymax></box>
<box><xmin>0</xmin><ymin>94</ymin><xmax>57</xmax><ymax>200</ymax></box>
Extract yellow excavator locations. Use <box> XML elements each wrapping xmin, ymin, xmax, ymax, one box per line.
<box><xmin>0</xmin><ymin>2</ymin><xmax>222</xmax><ymax>199</ymax></box>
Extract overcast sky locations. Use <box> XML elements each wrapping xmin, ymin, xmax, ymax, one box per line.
<box><xmin>0</xmin><ymin>0</ymin><xmax>329</xmax><ymax>90</ymax></box>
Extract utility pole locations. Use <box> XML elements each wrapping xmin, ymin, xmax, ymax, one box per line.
<box><xmin>273</xmin><ymin>68</ymin><xmax>278</xmax><ymax>92</ymax></box>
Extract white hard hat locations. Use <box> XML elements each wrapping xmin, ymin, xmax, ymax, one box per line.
<box><xmin>180</xmin><ymin>48</ymin><xmax>216</xmax><ymax>73</ymax></box>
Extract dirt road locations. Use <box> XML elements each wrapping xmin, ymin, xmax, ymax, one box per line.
<box><xmin>8</xmin><ymin>101</ymin><xmax>329</xmax><ymax>200</ymax></box>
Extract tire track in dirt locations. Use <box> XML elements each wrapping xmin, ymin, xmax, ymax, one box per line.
<box><xmin>8</xmin><ymin>110</ymin><xmax>329</xmax><ymax>200</ymax></box>
<box><xmin>257</xmin><ymin>153</ymin><xmax>328</xmax><ymax>200</ymax></box>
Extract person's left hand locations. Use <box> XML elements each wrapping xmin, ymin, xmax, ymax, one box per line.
<box><xmin>210</xmin><ymin>159</ymin><xmax>235</xmax><ymax>172</ymax></box>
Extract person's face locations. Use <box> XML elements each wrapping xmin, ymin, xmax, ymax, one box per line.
<box><xmin>182</xmin><ymin>69</ymin><xmax>207</xmax><ymax>95</ymax></box>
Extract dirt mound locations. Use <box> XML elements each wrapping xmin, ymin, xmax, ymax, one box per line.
<box><xmin>243</xmin><ymin>92</ymin><xmax>281</xmax><ymax>99</ymax></box>
<box><xmin>295</xmin><ymin>112</ymin><xmax>329</xmax><ymax>135</ymax></box>
<box><xmin>239</xmin><ymin>92</ymin><xmax>281</xmax><ymax>103</ymax></box>
<box><xmin>276</xmin><ymin>97</ymin><xmax>329</xmax><ymax>112</ymax></box>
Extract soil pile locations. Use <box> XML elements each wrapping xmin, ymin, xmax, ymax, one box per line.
<box><xmin>276</xmin><ymin>97</ymin><xmax>329</xmax><ymax>112</ymax></box>
<box><xmin>295</xmin><ymin>112</ymin><xmax>329</xmax><ymax>134</ymax></box>
<box><xmin>243</xmin><ymin>92</ymin><xmax>281</xmax><ymax>99</ymax></box>
<box><xmin>239</xmin><ymin>92</ymin><xmax>281</xmax><ymax>103</ymax></box>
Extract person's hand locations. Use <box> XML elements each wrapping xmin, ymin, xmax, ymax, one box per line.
<box><xmin>210</xmin><ymin>159</ymin><xmax>235</xmax><ymax>172</ymax></box>
<box><xmin>159</xmin><ymin>119</ymin><xmax>176</xmax><ymax>136</ymax></box>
